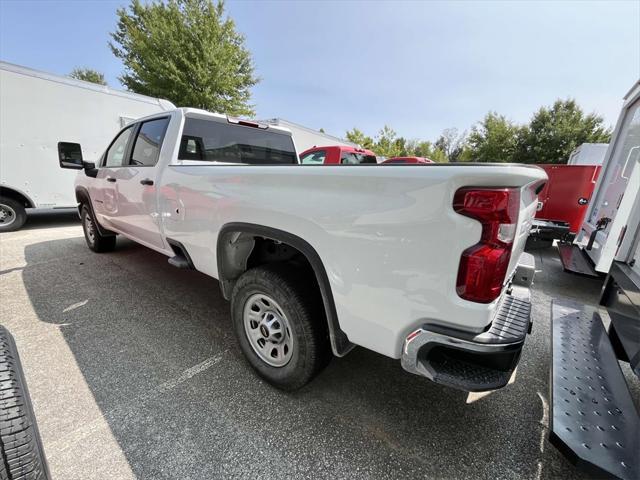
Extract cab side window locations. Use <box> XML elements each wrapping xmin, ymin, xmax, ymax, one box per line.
<box><xmin>130</xmin><ymin>117</ymin><xmax>170</xmax><ymax>167</ymax></box>
<box><xmin>300</xmin><ymin>150</ymin><xmax>326</xmax><ymax>164</ymax></box>
<box><xmin>104</xmin><ymin>127</ymin><xmax>133</xmax><ymax>167</ymax></box>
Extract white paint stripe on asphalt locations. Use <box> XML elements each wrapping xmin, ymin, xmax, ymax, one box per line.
<box><xmin>156</xmin><ymin>352</ymin><xmax>226</xmax><ymax>393</ymax></box>
<box><xmin>535</xmin><ymin>391</ymin><xmax>550</xmax><ymax>480</ymax></box>
<box><xmin>47</xmin><ymin>351</ymin><xmax>227</xmax><ymax>457</ymax></box>
<box><xmin>62</xmin><ymin>299</ymin><xmax>89</xmax><ymax>312</ymax></box>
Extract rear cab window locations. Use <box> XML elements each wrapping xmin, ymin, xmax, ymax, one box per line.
<box><xmin>178</xmin><ymin>117</ymin><xmax>297</xmax><ymax>165</ymax></box>
<box><xmin>340</xmin><ymin>151</ymin><xmax>377</xmax><ymax>165</ymax></box>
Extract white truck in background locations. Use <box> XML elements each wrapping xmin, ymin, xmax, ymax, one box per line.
<box><xmin>60</xmin><ymin>107</ymin><xmax>547</xmax><ymax>392</ymax></box>
<box><xmin>567</xmin><ymin>142</ymin><xmax>609</xmax><ymax>166</ymax></box>
<box><xmin>0</xmin><ymin>61</ymin><xmax>174</xmax><ymax>231</ymax></box>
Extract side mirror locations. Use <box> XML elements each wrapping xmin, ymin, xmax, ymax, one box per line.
<box><xmin>83</xmin><ymin>161</ymin><xmax>98</xmax><ymax>178</ymax></box>
<box><xmin>58</xmin><ymin>142</ymin><xmax>84</xmax><ymax>169</ymax></box>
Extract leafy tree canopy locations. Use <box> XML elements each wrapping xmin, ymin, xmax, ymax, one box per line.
<box><xmin>435</xmin><ymin>128</ymin><xmax>466</xmax><ymax>162</ymax></box>
<box><xmin>517</xmin><ymin>99</ymin><xmax>611</xmax><ymax>164</ymax></box>
<box><xmin>69</xmin><ymin>68</ymin><xmax>107</xmax><ymax>85</ymax></box>
<box><xmin>346</xmin><ymin>126</ymin><xmax>449</xmax><ymax>162</ymax></box>
<box><xmin>110</xmin><ymin>0</ymin><xmax>258</xmax><ymax>116</ymax></box>
<box><xmin>466</xmin><ymin>112</ymin><xmax>523</xmax><ymax>163</ymax></box>
<box><xmin>345</xmin><ymin>128</ymin><xmax>375</xmax><ymax>150</ymax></box>
<box><xmin>345</xmin><ymin>99</ymin><xmax>609</xmax><ymax>164</ymax></box>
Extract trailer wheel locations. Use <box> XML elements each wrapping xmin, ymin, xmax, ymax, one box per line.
<box><xmin>231</xmin><ymin>264</ymin><xmax>331</xmax><ymax>391</ymax></box>
<box><xmin>0</xmin><ymin>197</ymin><xmax>27</xmax><ymax>232</ymax></box>
<box><xmin>0</xmin><ymin>326</ymin><xmax>50</xmax><ymax>480</ymax></box>
<box><xmin>81</xmin><ymin>205</ymin><xmax>116</xmax><ymax>253</ymax></box>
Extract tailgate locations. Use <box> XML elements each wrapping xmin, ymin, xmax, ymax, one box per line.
<box><xmin>507</xmin><ymin>181</ymin><xmax>543</xmax><ymax>282</ymax></box>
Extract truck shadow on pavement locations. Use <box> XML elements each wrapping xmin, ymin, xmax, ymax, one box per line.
<box><xmin>22</xmin><ymin>210</ymin><xmax>80</xmax><ymax>230</ymax></box>
<box><xmin>22</xmin><ymin>237</ymin><xmax>591</xmax><ymax>479</ymax></box>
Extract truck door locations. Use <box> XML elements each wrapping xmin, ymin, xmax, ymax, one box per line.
<box><xmin>93</xmin><ymin>125</ymin><xmax>136</xmax><ymax>228</ymax></box>
<box><xmin>579</xmin><ymin>95</ymin><xmax>640</xmax><ymax>271</ymax></box>
<box><xmin>108</xmin><ymin>117</ymin><xmax>170</xmax><ymax>251</ymax></box>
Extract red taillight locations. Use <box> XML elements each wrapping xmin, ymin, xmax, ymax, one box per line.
<box><xmin>454</xmin><ymin>188</ymin><xmax>520</xmax><ymax>303</ymax></box>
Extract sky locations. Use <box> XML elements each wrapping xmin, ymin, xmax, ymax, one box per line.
<box><xmin>0</xmin><ymin>0</ymin><xmax>638</xmax><ymax>141</ymax></box>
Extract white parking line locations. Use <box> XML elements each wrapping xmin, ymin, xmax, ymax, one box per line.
<box><xmin>47</xmin><ymin>351</ymin><xmax>227</xmax><ymax>457</ymax></box>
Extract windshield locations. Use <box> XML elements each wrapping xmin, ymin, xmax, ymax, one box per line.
<box><xmin>179</xmin><ymin>117</ymin><xmax>297</xmax><ymax>165</ymax></box>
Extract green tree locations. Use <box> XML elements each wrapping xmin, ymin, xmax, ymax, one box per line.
<box><xmin>411</xmin><ymin>140</ymin><xmax>435</xmax><ymax>158</ymax></box>
<box><xmin>430</xmin><ymin>148</ymin><xmax>448</xmax><ymax>163</ymax></box>
<box><xmin>435</xmin><ymin>128</ymin><xmax>466</xmax><ymax>162</ymax></box>
<box><xmin>466</xmin><ymin>112</ymin><xmax>522</xmax><ymax>163</ymax></box>
<box><xmin>110</xmin><ymin>0</ymin><xmax>258</xmax><ymax>115</ymax></box>
<box><xmin>345</xmin><ymin>128</ymin><xmax>374</xmax><ymax>150</ymax></box>
<box><xmin>69</xmin><ymin>68</ymin><xmax>107</xmax><ymax>85</ymax></box>
<box><xmin>518</xmin><ymin>99</ymin><xmax>611</xmax><ymax>164</ymax></box>
<box><xmin>374</xmin><ymin>125</ymin><xmax>401</xmax><ymax>157</ymax></box>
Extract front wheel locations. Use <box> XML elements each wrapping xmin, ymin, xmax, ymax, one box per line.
<box><xmin>231</xmin><ymin>264</ymin><xmax>331</xmax><ymax>391</ymax></box>
<box><xmin>0</xmin><ymin>196</ymin><xmax>27</xmax><ymax>232</ymax></box>
<box><xmin>81</xmin><ymin>205</ymin><xmax>116</xmax><ymax>253</ymax></box>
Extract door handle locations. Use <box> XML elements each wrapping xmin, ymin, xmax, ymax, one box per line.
<box><xmin>140</xmin><ymin>179</ymin><xmax>154</xmax><ymax>186</ymax></box>
<box><xmin>106</xmin><ymin>177</ymin><xmax>116</xmax><ymax>183</ymax></box>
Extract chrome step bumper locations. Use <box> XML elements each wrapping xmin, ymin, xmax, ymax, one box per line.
<box><xmin>401</xmin><ymin>285</ymin><xmax>532</xmax><ymax>392</ymax></box>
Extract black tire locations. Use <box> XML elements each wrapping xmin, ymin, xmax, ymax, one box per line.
<box><xmin>231</xmin><ymin>264</ymin><xmax>331</xmax><ymax>391</ymax></box>
<box><xmin>0</xmin><ymin>326</ymin><xmax>50</xmax><ymax>480</ymax></box>
<box><xmin>0</xmin><ymin>197</ymin><xmax>27</xmax><ymax>233</ymax></box>
<box><xmin>80</xmin><ymin>204</ymin><xmax>116</xmax><ymax>253</ymax></box>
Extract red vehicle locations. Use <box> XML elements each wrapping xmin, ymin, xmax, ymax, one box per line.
<box><xmin>299</xmin><ymin>145</ymin><xmax>377</xmax><ymax>165</ymax></box>
<box><xmin>382</xmin><ymin>156</ymin><xmax>434</xmax><ymax>164</ymax></box>
<box><xmin>529</xmin><ymin>164</ymin><xmax>601</xmax><ymax>247</ymax></box>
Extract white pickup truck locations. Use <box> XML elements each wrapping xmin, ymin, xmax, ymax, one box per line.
<box><xmin>60</xmin><ymin>108</ymin><xmax>547</xmax><ymax>392</ymax></box>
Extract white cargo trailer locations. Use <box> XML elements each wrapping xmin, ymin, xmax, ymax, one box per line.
<box><xmin>260</xmin><ymin>118</ymin><xmax>357</xmax><ymax>153</ymax></box>
<box><xmin>0</xmin><ymin>61</ymin><xmax>174</xmax><ymax>231</ymax></box>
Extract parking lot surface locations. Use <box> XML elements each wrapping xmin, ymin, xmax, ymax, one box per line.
<box><xmin>1</xmin><ymin>212</ymin><xmax>638</xmax><ymax>479</ymax></box>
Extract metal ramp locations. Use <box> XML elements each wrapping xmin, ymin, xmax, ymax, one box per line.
<box><xmin>557</xmin><ymin>244</ymin><xmax>599</xmax><ymax>277</ymax></box>
<box><xmin>551</xmin><ymin>300</ymin><xmax>639</xmax><ymax>479</ymax></box>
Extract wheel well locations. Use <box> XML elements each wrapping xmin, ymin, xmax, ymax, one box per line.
<box><xmin>75</xmin><ymin>187</ymin><xmax>115</xmax><ymax>237</ymax></box>
<box><xmin>75</xmin><ymin>188</ymin><xmax>89</xmax><ymax>205</ymax></box>
<box><xmin>217</xmin><ymin>224</ymin><xmax>354</xmax><ymax>357</ymax></box>
<box><xmin>218</xmin><ymin>232</ymin><xmax>315</xmax><ymax>300</ymax></box>
<box><xmin>0</xmin><ymin>187</ymin><xmax>34</xmax><ymax>208</ymax></box>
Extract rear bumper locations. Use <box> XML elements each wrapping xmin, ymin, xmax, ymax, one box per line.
<box><xmin>400</xmin><ymin>255</ymin><xmax>534</xmax><ymax>392</ymax></box>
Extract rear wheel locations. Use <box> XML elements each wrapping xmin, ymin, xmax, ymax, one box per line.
<box><xmin>231</xmin><ymin>264</ymin><xmax>331</xmax><ymax>390</ymax></box>
<box><xmin>0</xmin><ymin>197</ymin><xmax>27</xmax><ymax>233</ymax></box>
<box><xmin>81</xmin><ymin>205</ymin><xmax>116</xmax><ymax>253</ymax></box>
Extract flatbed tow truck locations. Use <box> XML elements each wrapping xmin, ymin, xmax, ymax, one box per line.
<box><xmin>551</xmin><ymin>80</ymin><xmax>640</xmax><ymax>479</ymax></box>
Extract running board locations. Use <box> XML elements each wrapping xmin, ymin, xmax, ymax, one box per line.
<box><xmin>550</xmin><ymin>300</ymin><xmax>639</xmax><ymax>479</ymax></box>
<box><xmin>557</xmin><ymin>244</ymin><xmax>599</xmax><ymax>277</ymax></box>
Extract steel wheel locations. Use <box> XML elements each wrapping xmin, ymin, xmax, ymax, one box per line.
<box><xmin>83</xmin><ymin>209</ymin><xmax>96</xmax><ymax>245</ymax></box>
<box><xmin>243</xmin><ymin>293</ymin><xmax>294</xmax><ymax>367</ymax></box>
<box><xmin>0</xmin><ymin>203</ymin><xmax>16</xmax><ymax>228</ymax></box>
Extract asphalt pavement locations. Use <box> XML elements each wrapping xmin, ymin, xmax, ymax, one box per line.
<box><xmin>0</xmin><ymin>211</ymin><xmax>637</xmax><ymax>479</ymax></box>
